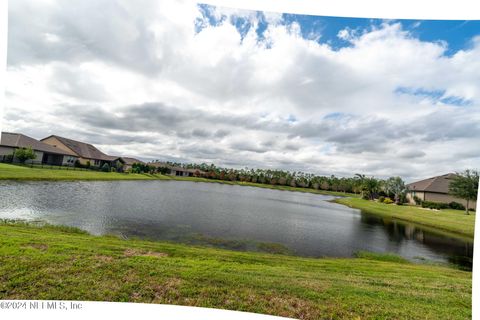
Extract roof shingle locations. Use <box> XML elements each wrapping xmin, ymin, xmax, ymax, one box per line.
<box><xmin>1</xmin><ymin>132</ymin><xmax>77</xmax><ymax>156</ymax></box>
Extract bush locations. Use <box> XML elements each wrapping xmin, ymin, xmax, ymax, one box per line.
<box><xmin>101</xmin><ymin>163</ymin><xmax>110</xmax><ymax>172</ymax></box>
<box><xmin>378</xmin><ymin>196</ymin><xmax>385</xmax><ymax>203</ymax></box>
<box><xmin>14</xmin><ymin>147</ymin><xmax>37</xmax><ymax>163</ymax></box>
<box><xmin>413</xmin><ymin>196</ymin><xmax>423</xmax><ymax>205</ymax></box>
<box><xmin>383</xmin><ymin>198</ymin><xmax>394</xmax><ymax>204</ymax></box>
<box><xmin>421</xmin><ymin>201</ymin><xmax>448</xmax><ymax>210</ymax></box>
<box><xmin>448</xmin><ymin>201</ymin><xmax>465</xmax><ymax>211</ymax></box>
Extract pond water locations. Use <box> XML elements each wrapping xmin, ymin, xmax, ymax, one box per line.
<box><xmin>0</xmin><ymin>180</ymin><xmax>473</xmax><ymax>269</ymax></box>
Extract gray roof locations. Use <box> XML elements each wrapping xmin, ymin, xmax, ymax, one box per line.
<box><xmin>1</xmin><ymin>132</ymin><xmax>77</xmax><ymax>156</ymax></box>
<box><xmin>120</xmin><ymin>157</ymin><xmax>144</xmax><ymax>165</ymax></box>
<box><xmin>41</xmin><ymin>135</ymin><xmax>112</xmax><ymax>161</ymax></box>
<box><xmin>407</xmin><ymin>173</ymin><xmax>457</xmax><ymax>194</ymax></box>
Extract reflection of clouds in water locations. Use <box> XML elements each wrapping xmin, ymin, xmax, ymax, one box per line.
<box><xmin>0</xmin><ymin>180</ymin><xmax>472</xmax><ymax>269</ymax></box>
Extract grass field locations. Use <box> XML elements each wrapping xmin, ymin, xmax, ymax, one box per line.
<box><xmin>0</xmin><ymin>163</ymin><xmax>169</xmax><ymax>181</ymax></box>
<box><xmin>0</xmin><ymin>163</ymin><xmax>356</xmax><ymax>197</ymax></box>
<box><xmin>0</xmin><ymin>221</ymin><xmax>472</xmax><ymax>320</ymax></box>
<box><xmin>334</xmin><ymin>197</ymin><xmax>475</xmax><ymax>239</ymax></box>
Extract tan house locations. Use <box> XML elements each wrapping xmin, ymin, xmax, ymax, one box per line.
<box><xmin>149</xmin><ymin>162</ymin><xmax>205</xmax><ymax>177</ymax></box>
<box><xmin>0</xmin><ymin>132</ymin><xmax>78</xmax><ymax>166</ymax></box>
<box><xmin>111</xmin><ymin>157</ymin><xmax>144</xmax><ymax>171</ymax></box>
<box><xmin>406</xmin><ymin>173</ymin><xmax>477</xmax><ymax>210</ymax></box>
<box><xmin>41</xmin><ymin>135</ymin><xmax>115</xmax><ymax>168</ymax></box>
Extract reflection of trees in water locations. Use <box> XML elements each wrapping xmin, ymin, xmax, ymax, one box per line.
<box><xmin>360</xmin><ymin>212</ymin><xmax>473</xmax><ymax>270</ymax></box>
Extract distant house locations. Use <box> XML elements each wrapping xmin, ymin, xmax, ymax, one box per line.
<box><xmin>406</xmin><ymin>173</ymin><xmax>477</xmax><ymax>210</ymax></box>
<box><xmin>41</xmin><ymin>135</ymin><xmax>116</xmax><ymax>168</ymax></box>
<box><xmin>0</xmin><ymin>132</ymin><xmax>78</xmax><ymax>165</ymax></box>
<box><xmin>149</xmin><ymin>162</ymin><xmax>205</xmax><ymax>177</ymax></box>
<box><xmin>111</xmin><ymin>157</ymin><xmax>144</xmax><ymax>171</ymax></box>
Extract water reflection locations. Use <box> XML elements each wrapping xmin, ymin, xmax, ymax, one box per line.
<box><xmin>0</xmin><ymin>180</ymin><xmax>473</xmax><ymax>269</ymax></box>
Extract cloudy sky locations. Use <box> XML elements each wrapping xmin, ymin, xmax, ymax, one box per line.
<box><xmin>4</xmin><ymin>0</ymin><xmax>480</xmax><ymax>180</ymax></box>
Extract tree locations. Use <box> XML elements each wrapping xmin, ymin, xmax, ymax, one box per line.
<box><xmin>383</xmin><ymin>177</ymin><xmax>407</xmax><ymax>204</ymax></box>
<box><xmin>14</xmin><ymin>147</ymin><xmax>36</xmax><ymax>164</ymax></box>
<box><xmin>101</xmin><ymin>163</ymin><xmax>111</xmax><ymax>172</ymax></box>
<box><xmin>360</xmin><ymin>176</ymin><xmax>381</xmax><ymax>200</ymax></box>
<box><xmin>449</xmin><ymin>170</ymin><xmax>479</xmax><ymax>214</ymax></box>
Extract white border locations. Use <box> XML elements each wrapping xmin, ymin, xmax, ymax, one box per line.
<box><xmin>0</xmin><ymin>301</ymin><xmax>294</xmax><ymax>320</ymax></box>
<box><xmin>0</xmin><ymin>0</ymin><xmax>6</xmax><ymax>136</ymax></box>
<box><xmin>0</xmin><ymin>0</ymin><xmax>478</xmax><ymax>319</ymax></box>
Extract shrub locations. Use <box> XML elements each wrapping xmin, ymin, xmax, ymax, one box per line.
<box><xmin>413</xmin><ymin>195</ymin><xmax>423</xmax><ymax>205</ymax></box>
<box><xmin>421</xmin><ymin>201</ymin><xmax>448</xmax><ymax>210</ymax></box>
<box><xmin>362</xmin><ymin>193</ymin><xmax>370</xmax><ymax>200</ymax></box>
<box><xmin>398</xmin><ymin>193</ymin><xmax>408</xmax><ymax>204</ymax></box>
<box><xmin>383</xmin><ymin>198</ymin><xmax>394</xmax><ymax>204</ymax></box>
<box><xmin>448</xmin><ymin>201</ymin><xmax>465</xmax><ymax>211</ymax></box>
<box><xmin>101</xmin><ymin>163</ymin><xmax>110</xmax><ymax>172</ymax></box>
<box><xmin>378</xmin><ymin>196</ymin><xmax>385</xmax><ymax>203</ymax></box>
<box><xmin>14</xmin><ymin>147</ymin><xmax>37</xmax><ymax>163</ymax></box>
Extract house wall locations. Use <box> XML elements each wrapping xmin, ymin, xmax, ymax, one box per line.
<box><xmin>42</xmin><ymin>136</ymin><xmax>73</xmax><ymax>153</ymax></box>
<box><xmin>28</xmin><ymin>151</ymin><xmax>44</xmax><ymax>164</ymax></box>
<box><xmin>424</xmin><ymin>192</ymin><xmax>477</xmax><ymax>210</ymax></box>
<box><xmin>407</xmin><ymin>190</ymin><xmax>477</xmax><ymax>209</ymax></box>
<box><xmin>62</xmin><ymin>155</ymin><xmax>78</xmax><ymax>166</ymax></box>
<box><xmin>0</xmin><ymin>146</ymin><xmax>43</xmax><ymax>164</ymax></box>
<box><xmin>406</xmin><ymin>191</ymin><xmax>425</xmax><ymax>204</ymax></box>
<box><xmin>0</xmin><ymin>146</ymin><xmax>15</xmax><ymax>157</ymax></box>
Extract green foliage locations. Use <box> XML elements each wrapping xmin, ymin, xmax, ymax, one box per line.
<box><xmin>449</xmin><ymin>170</ymin><xmax>479</xmax><ymax>214</ymax></box>
<box><xmin>383</xmin><ymin>198</ymin><xmax>394</xmax><ymax>204</ymax></box>
<box><xmin>449</xmin><ymin>201</ymin><xmax>465</xmax><ymax>211</ymax></box>
<box><xmin>383</xmin><ymin>176</ymin><xmax>407</xmax><ymax>203</ymax></box>
<box><xmin>413</xmin><ymin>195</ymin><xmax>423</xmax><ymax>205</ymax></box>
<box><xmin>14</xmin><ymin>147</ymin><xmax>37</xmax><ymax>163</ymax></box>
<box><xmin>131</xmin><ymin>163</ymin><xmax>155</xmax><ymax>173</ymax></box>
<box><xmin>335</xmin><ymin>197</ymin><xmax>475</xmax><ymax>238</ymax></box>
<box><xmin>101</xmin><ymin>163</ymin><xmax>110</xmax><ymax>172</ymax></box>
<box><xmin>422</xmin><ymin>201</ymin><xmax>449</xmax><ymax>210</ymax></box>
<box><xmin>378</xmin><ymin>196</ymin><xmax>385</xmax><ymax>203</ymax></box>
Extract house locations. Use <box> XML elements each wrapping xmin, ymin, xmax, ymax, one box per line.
<box><xmin>41</xmin><ymin>135</ymin><xmax>115</xmax><ymax>168</ymax></box>
<box><xmin>406</xmin><ymin>173</ymin><xmax>477</xmax><ymax>210</ymax></box>
<box><xmin>111</xmin><ymin>157</ymin><xmax>144</xmax><ymax>171</ymax></box>
<box><xmin>149</xmin><ymin>162</ymin><xmax>205</xmax><ymax>177</ymax></box>
<box><xmin>169</xmin><ymin>166</ymin><xmax>205</xmax><ymax>177</ymax></box>
<box><xmin>0</xmin><ymin>132</ymin><xmax>78</xmax><ymax>166</ymax></box>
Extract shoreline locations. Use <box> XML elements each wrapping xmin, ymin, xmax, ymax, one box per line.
<box><xmin>0</xmin><ymin>221</ymin><xmax>472</xmax><ymax>319</ymax></box>
<box><xmin>333</xmin><ymin>197</ymin><xmax>475</xmax><ymax>239</ymax></box>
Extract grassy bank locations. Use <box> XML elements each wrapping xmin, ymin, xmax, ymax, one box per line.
<box><xmin>0</xmin><ymin>222</ymin><xmax>471</xmax><ymax>319</ymax></box>
<box><xmin>0</xmin><ymin>163</ymin><xmax>169</xmax><ymax>181</ymax></box>
<box><xmin>334</xmin><ymin>197</ymin><xmax>475</xmax><ymax>239</ymax></box>
<box><xmin>0</xmin><ymin>163</ymin><xmax>355</xmax><ymax>197</ymax></box>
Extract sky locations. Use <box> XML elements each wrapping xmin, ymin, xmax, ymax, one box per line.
<box><xmin>3</xmin><ymin>0</ymin><xmax>480</xmax><ymax>181</ymax></box>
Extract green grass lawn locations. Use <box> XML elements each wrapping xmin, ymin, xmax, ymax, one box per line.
<box><xmin>334</xmin><ymin>197</ymin><xmax>475</xmax><ymax>239</ymax></box>
<box><xmin>0</xmin><ymin>163</ymin><xmax>170</xmax><ymax>181</ymax></box>
<box><xmin>0</xmin><ymin>222</ymin><xmax>471</xmax><ymax>320</ymax></box>
<box><xmin>0</xmin><ymin>163</ymin><xmax>355</xmax><ymax>197</ymax></box>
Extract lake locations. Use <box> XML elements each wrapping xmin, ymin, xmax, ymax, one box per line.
<box><xmin>0</xmin><ymin>180</ymin><xmax>473</xmax><ymax>269</ymax></box>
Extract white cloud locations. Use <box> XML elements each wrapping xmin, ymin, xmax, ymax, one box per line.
<box><xmin>4</xmin><ymin>0</ymin><xmax>480</xmax><ymax>181</ymax></box>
